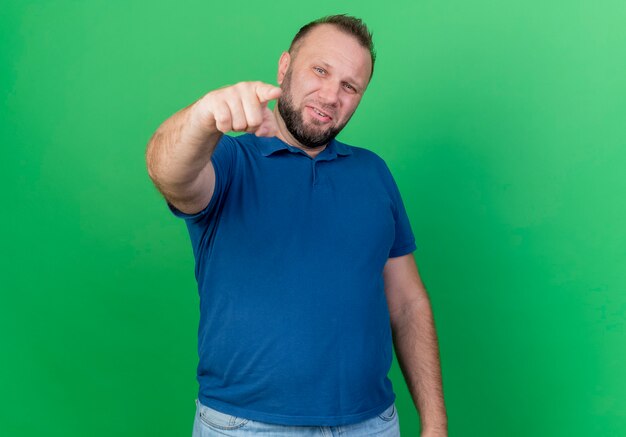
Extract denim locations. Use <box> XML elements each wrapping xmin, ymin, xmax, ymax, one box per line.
<box><xmin>192</xmin><ymin>399</ymin><xmax>401</xmax><ymax>436</ymax></box>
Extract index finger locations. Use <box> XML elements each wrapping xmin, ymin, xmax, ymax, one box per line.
<box><xmin>255</xmin><ymin>83</ymin><xmax>282</xmax><ymax>104</ymax></box>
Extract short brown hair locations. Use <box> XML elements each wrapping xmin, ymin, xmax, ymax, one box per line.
<box><xmin>289</xmin><ymin>14</ymin><xmax>376</xmax><ymax>80</ymax></box>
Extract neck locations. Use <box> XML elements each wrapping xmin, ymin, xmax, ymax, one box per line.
<box><xmin>272</xmin><ymin>106</ymin><xmax>327</xmax><ymax>159</ymax></box>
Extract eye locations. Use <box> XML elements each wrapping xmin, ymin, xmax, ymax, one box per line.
<box><xmin>313</xmin><ymin>66</ymin><xmax>326</xmax><ymax>75</ymax></box>
<box><xmin>343</xmin><ymin>83</ymin><xmax>357</xmax><ymax>93</ymax></box>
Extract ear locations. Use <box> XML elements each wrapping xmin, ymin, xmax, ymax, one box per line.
<box><xmin>277</xmin><ymin>51</ymin><xmax>291</xmax><ymax>85</ymax></box>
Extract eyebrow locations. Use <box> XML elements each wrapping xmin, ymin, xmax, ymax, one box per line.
<box><xmin>318</xmin><ymin>60</ymin><xmax>365</xmax><ymax>91</ymax></box>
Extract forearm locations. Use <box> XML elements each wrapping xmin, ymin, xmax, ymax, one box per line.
<box><xmin>145</xmin><ymin>82</ymin><xmax>281</xmax><ymax>212</ymax></box>
<box><xmin>146</xmin><ymin>97</ymin><xmax>221</xmax><ymax>194</ymax></box>
<box><xmin>391</xmin><ymin>297</ymin><xmax>447</xmax><ymax>434</ymax></box>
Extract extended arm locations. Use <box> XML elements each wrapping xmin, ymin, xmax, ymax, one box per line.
<box><xmin>145</xmin><ymin>82</ymin><xmax>281</xmax><ymax>214</ymax></box>
<box><xmin>383</xmin><ymin>253</ymin><xmax>448</xmax><ymax>436</ymax></box>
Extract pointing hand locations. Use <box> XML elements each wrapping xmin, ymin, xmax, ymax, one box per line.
<box><xmin>195</xmin><ymin>81</ymin><xmax>282</xmax><ymax>138</ymax></box>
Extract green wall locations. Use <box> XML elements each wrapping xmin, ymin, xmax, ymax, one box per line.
<box><xmin>2</xmin><ymin>1</ymin><xmax>625</xmax><ymax>435</ymax></box>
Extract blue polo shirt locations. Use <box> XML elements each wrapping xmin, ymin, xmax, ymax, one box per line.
<box><xmin>168</xmin><ymin>133</ymin><xmax>416</xmax><ymax>426</ymax></box>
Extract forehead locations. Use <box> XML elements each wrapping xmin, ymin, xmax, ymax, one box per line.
<box><xmin>293</xmin><ymin>24</ymin><xmax>372</xmax><ymax>83</ymax></box>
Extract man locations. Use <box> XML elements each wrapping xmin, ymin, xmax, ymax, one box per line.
<box><xmin>146</xmin><ymin>15</ymin><xmax>447</xmax><ymax>437</ymax></box>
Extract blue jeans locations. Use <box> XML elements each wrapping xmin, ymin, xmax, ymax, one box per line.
<box><xmin>192</xmin><ymin>399</ymin><xmax>401</xmax><ymax>436</ymax></box>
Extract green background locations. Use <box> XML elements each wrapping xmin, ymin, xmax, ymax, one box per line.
<box><xmin>2</xmin><ymin>0</ymin><xmax>625</xmax><ymax>435</ymax></box>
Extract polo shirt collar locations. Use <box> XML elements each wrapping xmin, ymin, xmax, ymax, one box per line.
<box><xmin>258</xmin><ymin>136</ymin><xmax>352</xmax><ymax>160</ymax></box>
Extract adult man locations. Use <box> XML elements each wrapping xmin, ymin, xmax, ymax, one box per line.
<box><xmin>146</xmin><ymin>15</ymin><xmax>447</xmax><ymax>437</ymax></box>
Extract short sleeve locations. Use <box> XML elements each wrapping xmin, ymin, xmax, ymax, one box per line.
<box><xmin>167</xmin><ymin>135</ymin><xmax>237</xmax><ymax>224</ymax></box>
<box><xmin>383</xmin><ymin>164</ymin><xmax>416</xmax><ymax>258</ymax></box>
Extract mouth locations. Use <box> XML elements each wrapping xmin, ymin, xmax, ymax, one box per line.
<box><xmin>306</xmin><ymin>105</ymin><xmax>333</xmax><ymax>122</ymax></box>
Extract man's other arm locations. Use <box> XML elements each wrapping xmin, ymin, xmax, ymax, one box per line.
<box><xmin>145</xmin><ymin>82</ymin><xmax>281</xmax><ymax>214</ymax></box>
<box><xmin>383</xmin><ymin>253</ymin><xmax>448</xmax><ymax>437</ymax></box>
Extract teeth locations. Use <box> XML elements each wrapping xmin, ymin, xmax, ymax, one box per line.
<box><xmin>313</xmin><ymin>107</ymin><xmax>328</xmax><ymax>117</ymax></box>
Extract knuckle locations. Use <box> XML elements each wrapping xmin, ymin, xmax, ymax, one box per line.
<box><xmin>231</xmin><ymin>120</ymin><xmax>247</xmax><ymax>131</ymax></box>
<box><xmin>247</xmin><ymin>116</ymin><xmax>262</xmax><ymax>129</ymax></box>
<box><xmin>214</xmin><ymin>85</ymin><xmax>236</xmax><ymax>100</ymax></box>
<box><xmin>215</xmin><ymin>121</ymin><xmax>229</xmax><ymax>133</ymax></box>
<box><xmin>222</xmin><ymin>87</ymin><xmax>237</xmax><ymax>99</ymax></box>
<box><xmin>213</xmin><ymin>113</ymin><xmax>231</xmax><ymax>128</ymax></box>
<box><xmin>233</xmin><ymin>81</ymin><xmax>250</xmax><ymax>92</ymax></box>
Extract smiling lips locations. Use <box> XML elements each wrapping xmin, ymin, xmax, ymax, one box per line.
<box><xmin>306</xmin><ymin>105</ymin><xmax>334</xmax><ymax>122</ymax></box>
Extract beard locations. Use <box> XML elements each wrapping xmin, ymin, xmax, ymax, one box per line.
<box><xmin>277</xmin><ymin>70</ymin><xmax>350</xmax><ymax>149</ymax></box>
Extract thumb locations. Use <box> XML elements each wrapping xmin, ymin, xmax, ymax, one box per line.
<box><xmin>255</xmin><ymin>83</ymin><xmax>282</xmax><ymax>104</ymax></box>
<box><xmin>254</xmin><ymin>106</ymin><xmax>279</xmax><ymax>138</ymax></box>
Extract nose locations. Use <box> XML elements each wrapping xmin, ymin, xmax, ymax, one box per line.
<box><xmin>317</xmin><ymin>80</ymin><xmax>340</xmax><ymax>107</ymax></box>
